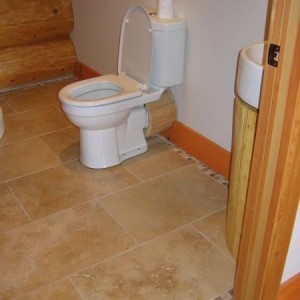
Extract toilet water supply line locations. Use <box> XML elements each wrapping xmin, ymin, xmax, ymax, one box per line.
<box><xmin>158</xmin><ymin>0</ymin><xmax>174</xmax><ymax>19</ymax></box>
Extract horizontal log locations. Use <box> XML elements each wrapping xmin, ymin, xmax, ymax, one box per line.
<box><xmin>0</xmin><ymin>0</ymin><xmax>73</xmax><ymax>47</ymax></box>
<box><xmin>0</xmin><ymin>38</ymin><xmax>76</xmax><ymax>89</ymax></box>
<box><xmin>144</xmin><ymin>89</ymin><xmax>177</xmax><ymax>137</ymax></box>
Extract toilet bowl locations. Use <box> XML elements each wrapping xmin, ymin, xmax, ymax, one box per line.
<box><xmin>0</xmin><ymin>106</ymin><xmax>5</xmax><ymax>140</ymax></box>
<box><xmin>60</xmin><ymin>74</ymin><xmax>163</xmax><ymax>168</ymax></box>
<box><xmin>59</xmin><ymin>5</ymin><xmax>186</xmax><ymax>168</ymax></box>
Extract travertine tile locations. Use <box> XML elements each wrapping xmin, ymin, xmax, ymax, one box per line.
<box><xmin>41</xmin><ymin>127</ymin><xmax>79</xmax><ymax>162</ymax></box>
<box><xmin>101</xmin><ymin>165</ymin><xmax>227</xmax><ymax>243</ymax></box>
<box><xmin>193</xmin><ymin>209</ymin><xmax>231</xmax><ymax>256</ymax></box>
<box><xmin>3</xmin><ymin>79</ymin><xmax>76</xmax><ymax>113</ymax></box>
<box><xmin>0</xmin><ymin>106</ymin><xmax>72</xmax><ymax>146</ymax></box>
<box><xmin>9</xmin><ymin>160</ymin><xmax>139</xmax><ymax>220</ymax></box>
<box><xmin>0</xmin><ymin>183</ymin><xmax>29</xmax><ymax>232</ymax></box>
<box><xmin>0</xmin><ymin>138</ymin><xmax>60</xmax><ymax>183</ymax></box>
<box><xmin>0</xmin><ymin>201</ymin><xmax>135</xmax><ymax>299</ymax></box>
<box><xmin>124</xmin><ymin>149</ymin><xmax>191</xmax><ymax>181</ymax></box>
<box><xmin>0</xmin><ymin>98</ymin><xmax>15</xmax><ymax>116</ymax></box>
<box><xmin>72</xmin><ymin>226</ymin><xmax>235</xmax><ymax>300</ymax></box>
<box><xmin>0</xmin><ymin>83</ymin><xmax>235</xmax><ymax>299</ymax></box>
<box><xmin>19</xmin><ymin>279</ymin><xmax>81</xmax><ymax>300</ymax></box>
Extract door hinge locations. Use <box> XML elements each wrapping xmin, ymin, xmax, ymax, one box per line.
<box><xmin>268</xmin><ymin>44</ymin><xmax>280</xmax><ymax>67</ymax></box>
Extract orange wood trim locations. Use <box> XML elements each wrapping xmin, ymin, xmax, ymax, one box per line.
<box><xmin>278</xmin><ymin>273</ymin><xmax>300</xmax><ymax>300</ymax></box>
<box><xmin>162</xmin><ymin>121</ymin><xmax>231</xmax><ymax>178</ymax></box>
<box><xmin>234</xmin><ymin>0</ymin><xmax>300</xmax><ymax>299</ymax></box>
<box><xmin>74</xmin><ymin>61</ymin><xmax>101</xmax><ymax>79</ymax></box>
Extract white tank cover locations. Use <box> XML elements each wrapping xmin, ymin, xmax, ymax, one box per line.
<box><xmin>118</xmin><ymin>6</ymin><xmax>153</xmax><ymax>90</ymax></box>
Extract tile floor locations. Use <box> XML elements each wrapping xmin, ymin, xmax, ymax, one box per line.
<box><xmin>0</xmin><ymin>79</ymin><xmax>235</xmax><ymax>300</ymax></box>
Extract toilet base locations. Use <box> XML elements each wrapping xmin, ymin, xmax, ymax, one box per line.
<box><xmin>79</xmin><ymin>106</ymin><xmax>148</xmax><ymax>169</ymax></box>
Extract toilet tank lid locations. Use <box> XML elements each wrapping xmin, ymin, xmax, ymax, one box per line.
<box><xmin>118</xmin><ymin>5</ymin><xmax>153</xmax><ymax>90</ymax></box>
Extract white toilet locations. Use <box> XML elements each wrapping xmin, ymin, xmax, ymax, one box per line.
<box><xmin>59</xmin><ymin>5</ymin><xmax>186</xmax><ymax>168</ymax></box>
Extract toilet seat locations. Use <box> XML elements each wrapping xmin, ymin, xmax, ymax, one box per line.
<box><xmin>60</xmin><ymin>73</ymin><xmax>163</xmax><ymax>118</ymax></box>
<box><xmin>60</xmin><ymin>5</ymin><xmax>154</xmax><ymax>111</ymax></box>
<box><xmin>59</xmin><ymin>74</ymin><xmax>142</xmax><ymax>107</ymax></box>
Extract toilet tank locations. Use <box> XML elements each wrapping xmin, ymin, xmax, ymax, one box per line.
<box><xmin>150</xmin><ymin>14</ymin><xmax>186</xmax><ymax>88</ymax></box>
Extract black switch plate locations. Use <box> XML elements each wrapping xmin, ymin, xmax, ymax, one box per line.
<box><xmin>268</xmin><ymin>44</ymin><xmax>280</xmax><ymax>67</ymax></box>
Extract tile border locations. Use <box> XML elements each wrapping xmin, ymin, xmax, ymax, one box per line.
<box><xmin>162</xmin><ymin>121</ymin><xmax>231</xmax><ymax>179</ymax></box>
<box><xmin>156</xmin><ymin>135</ymin><xmax>229</xmax><ymax>187</ymax></box>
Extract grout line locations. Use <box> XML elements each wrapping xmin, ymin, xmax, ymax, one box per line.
<box><xmin>191</xmin><ymin>207</ymin><xmax>228</xmax><ymax>224</ymax></box>
<box><xmin>11</xmin><ymin>277</ymin><xmax>86</xmax><ymax>300</ymax></box>
<box><xmin>38</xmin><ymin>130</ymin><xmax>69</xmax><ymax>163</ymax></box>
<box><xmin>0</xmin><ymin>104</ymin><xmax>57</xmax><ymax>117</ymax></box>
<box><xmin>134</xmin><ymin>162</ymin><xmax>196</xmax><ymax>184</ymax></box>
<box><xmin>90</xmin><ymin>163</ymin><xmax>195</xmax><ymax>204</ymax></box>
<box><xmin>3</xmin><ymin>159</ymin><xmax>68</xmax><ymax>185</ymax></box>
<box><xmin>1</xmin><ymin>178</ymin><xmax>142</xmax><ymax>233</ymax></box>
<box><xmin>0</xmin><ymin>124</ymin><xmax>74</xmax><ymax>149</ymax></box>
<box><xmin>1</xmin><ymin>170</ymin><xmax>145</xmax><ymax>233</ymax></box>
<box><xmin>190</xmin><ymin>223</ymin><xmax>236</xmax><ymax>262</ymax></box>
<box><xmin>0</xmin><ymin>129</ymin><xmax>79</xmax><ymax>185</ymax></box>
<box><xmin>100</xmin><ymin>204</ymin><xmax>140</xmax><ymax>246</ymax></box>
<box><xmin>122</xmin><ymin>164</ymin><xmax>142</xmax><ymax>183</ymax></box>
<box><xmin>70</xmin><ymin>223</ymin><xmax>194</xmax><ymax>278</ymax></box>
<box><xmin>52</xmin><ymin>102</ymin><xmax>68</xmax><ymax>117</ymax></box>
<box><xmin>6</xmin><ymin>183</ymin><xmax>33</xmax><ymax>223</ymax></box>
<box><xmin>68</xmin><ymin>277</ymin><xmax>86</xmax><ymax>300</ymax></box>
<box><xmin>0</xmin><ymin>98</ymin><xmax>17</xmax><ymax>115</ymax></box>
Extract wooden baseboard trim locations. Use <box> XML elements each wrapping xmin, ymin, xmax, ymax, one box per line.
<box><xmin>278</xmin><ymin>273</ymin><xmax>300</xmax><ymax>300</ymax></box>
<box><xmin>162</xmin><ymin>121</ymin><xmax>231</xmax><ymax>178</ymax></box>
<box><xmin>75</xmin><ymin>61</ymin><xmax>101</xmax><ymax>79</ymax></box>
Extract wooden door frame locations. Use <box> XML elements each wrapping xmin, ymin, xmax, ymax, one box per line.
<box><xmin>233</xmin><ymin>0</ymin><xmax>300</xmax><ymax>299</ymax></box>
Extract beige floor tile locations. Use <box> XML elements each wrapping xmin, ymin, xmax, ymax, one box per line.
<box><xmin>101</xmin><ymin>165</ymin><xmax>227</xmax><ymax>243</ymax></box>
<box><xmin>72</xmin><ymin>225</ymin><xmax>235</xmax><ymax>300</ymax></box>
<box><xmin>0</xmin><ymin>138</ymin><xmax>60</xmax><ymax>183</ymax></box>
<box><xmin>19</xmin><ymin>279</ymin><xmax>81</xmax><ymax>300</ymax></box>
<box><xmin>41</xmin><ymin>127</ymin><xmax>79</xmax><ymax>162</ymax></box>
<box><xmin>0</xmin><ymin>98</ymin><xmax>15</xmax><ymax>116</ymax></box>
<box><xmin>3</xmin><ymin>79</ymin><xmax>76</xmax><ymax>113</ymax></box>
<box><xmin>125</xmin><ymin>148</ymin><xmax>191</xmax><ymax>181</ymax></box>
<box><xmin>9</xmin><ymin>160</ymin><xmax>139</xmax><ymax>220</ymax></box>
<box><xmin>193</xmin><ymin>209</ymin><xmax>232</xmax><ymax>256</ymax></box>
<box><xmin>0</xmin><ymin>201</ymin><xmax>135</xmax><ymax>299</ymax></box>
<box><xmin>0</xmin><ymin>183</ymin><xmax>29</xmax><ymax>232</ymax></box>
<box><xmin>124</xmin><ymin>136</ymin><xmax>173</xmax><ymax>165</ymax></box>
<box><xmin>0</xmin><ymin>106</ymin><xmax>72</xmax><ymax>146</ymax></box>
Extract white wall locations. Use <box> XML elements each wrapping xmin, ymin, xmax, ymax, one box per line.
<box><xmin>70</xmin><ymin>0</ymin><xmax>268</xmax><ymax>151</ymax></box>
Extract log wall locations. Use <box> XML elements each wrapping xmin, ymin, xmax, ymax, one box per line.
<box><xmin>0</xmin><ymin>0</ymin><xmax>76</xmax><ymax>89</ymax></box>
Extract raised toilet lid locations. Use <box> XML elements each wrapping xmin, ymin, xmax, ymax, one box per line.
<box><xmin>118</xmin><ymin>6</ymin><xmax>153</xmax><ymax>90</ymax></box>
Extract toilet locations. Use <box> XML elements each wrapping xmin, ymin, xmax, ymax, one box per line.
<box><xmin>59</xmin><ymin>5</ymin><xmax>186</xmax><ymax>168</ymax></box>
